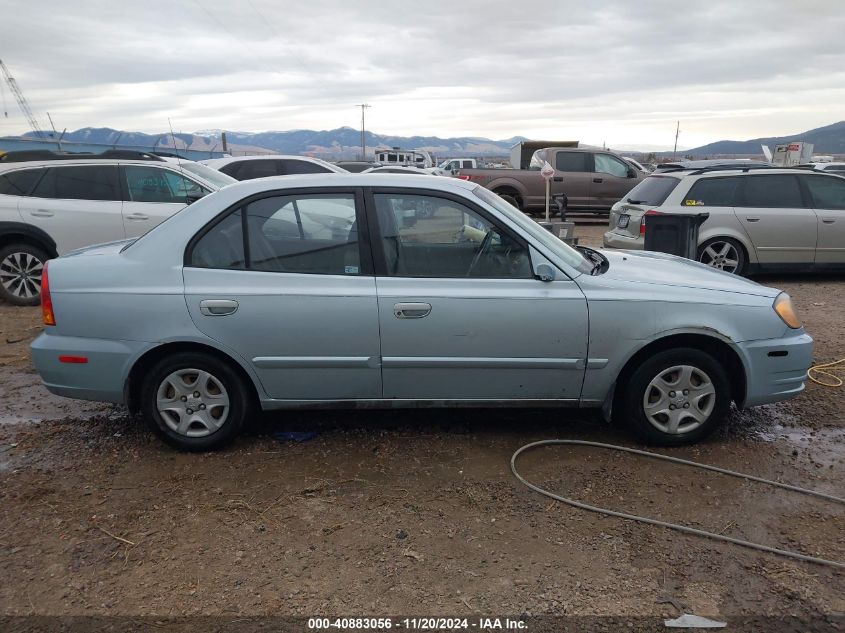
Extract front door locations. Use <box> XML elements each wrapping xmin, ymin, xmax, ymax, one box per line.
<box><xmin>369</xmin><ymin>189</ymin><xmax>588</xmax><ymax>401</ymax></box>
<box><xmin>734</xmin><ymin>174</ymin><xmax>817</xmax><ymax>265</ymax></box>
<box><xmin>591</xmin><ymin>153</ymin><xmax>640</xmax><ymax>209</ymax></box>
<box><xmin>18</xmin><ymin>165</ymin><xmax>125</xmax><ymax>254</ymax></box>
<box><xmin>803</xmin><ymin>174</ymin><xmax>845</xmax><ymax>264</ymax></box>
<box><xmin>183</xmin><ymin>189</ymin><xmax>382</xmax><ymax>401</ymax></box>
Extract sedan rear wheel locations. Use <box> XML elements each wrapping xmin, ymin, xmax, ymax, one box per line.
<box><xmin>622</xmin><ymin>348</ymin><xmax>731</xmax><ymax>446</ymax></box>
<box><xmin>0</xmin><ymin>243</ymin><xmax>49</xmax><ymax>306</ymax></box>
<box><xmin>140</xmin><ymin>352</ymin><xmax>252</xmax><ymax>451</ymax></box>
<box><xmin>698</xmin><ymin>237</ymin><xmax>745</xmax><ymax>275</ymax></box>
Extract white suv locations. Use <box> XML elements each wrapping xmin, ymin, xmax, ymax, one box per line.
<box><xmin>603</xmin><ymin>166</ymin><xmax>845</xmax><ymax>275</ymax></box>
<box><xmin>0</xmin><ymin>152</ymin><xmax>235</xmax><ymax>305</ymax></box>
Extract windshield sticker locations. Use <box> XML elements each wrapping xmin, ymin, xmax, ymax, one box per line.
<box><xmin>684</xmin><ymin>199</ymin><xmax>704</xmax><ymax>206</ymax></box>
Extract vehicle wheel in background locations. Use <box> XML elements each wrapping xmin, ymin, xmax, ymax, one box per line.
<box><xmin>697</xmin><ymin>237</ymin><xmax>746</xmax><ymax>275</ymax></box>
<box><xmin>496</xmin><ymin>193</ymin><xmax>521</xmax><ymax>210</ymax></box>
<box><xmin>140</xmin><ymin>352</ymin><xmax>253</xmax><ymax>451</ymax></box>
<box><xmin>620</xmin><ymin>348</ymin><xmax>731</xmax><ymax>446</ymax></box>
<box><xmin>0</xmin><ymin>243</ymin><xmax>49</xmax><ymax>306</ymax></box>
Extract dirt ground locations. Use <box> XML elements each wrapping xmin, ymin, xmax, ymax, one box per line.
<box><xmin>0</xmin><ymin>218</ymin><xmax>843</xmax><ymax>629</ymax></box>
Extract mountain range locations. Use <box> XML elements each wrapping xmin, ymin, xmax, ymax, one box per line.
<box><xmin>17</xmin><ymin>120</ymin><xmax>845</xmax><ymax>158</ymax></box>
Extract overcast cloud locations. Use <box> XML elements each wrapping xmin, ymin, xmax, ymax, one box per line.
<box><xmin>0</xmin><ymin>0</ymin><xmax>843</xmax><ymax>148</ymax></box>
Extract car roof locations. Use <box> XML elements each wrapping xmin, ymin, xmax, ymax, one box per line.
<box><xmin>210</xmin><ymin>172</ymin><xmax>477</xmax><ymax>195</ymax></box>
<box><xmin>653</xmin><ymin>166</ymin><xmax>844</xmax><ymax>178</ymax></box>
<box><xmin>0</xmin><ymin>158</ymin><xmax>188</xmax><ymax>172</ymax></box>
<box><xmin>201</xmin><ymin>155</ymin><xmax>327</xmax><ymax>167</ymax></box>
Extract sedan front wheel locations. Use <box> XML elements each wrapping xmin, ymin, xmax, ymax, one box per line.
<box><xmin>622</xmin><ymin>348</ymin><xmax>731</xmax><ymax>446</ymax></box>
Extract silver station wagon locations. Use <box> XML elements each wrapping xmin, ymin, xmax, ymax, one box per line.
<box><xmin>31</xmin><ymin>174</ymin><xmax>812</xmax><ymax>451</ymax></box>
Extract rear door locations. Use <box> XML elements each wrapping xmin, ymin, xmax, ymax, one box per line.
<box><xmin>184</xmin><ymin>188</ymin><xmax>382</xmax><ymax>401</ymax></box>
<box><xmin>368</xmin><ymin>188</ymin><xmax>588</xmax><ymax>401</ymax></box>
<box><xmin>121</xmin><ymin>165</ymin><xmax>209</xmax><ymax>238</ymax></box>
<box><xmin>734</xmin><ymin>174</ymin><xmax>817</xmax><ymax>264</ymax></box>
<box><xmin>551</xmin><ymin>151</ymin><xmax>591</xmax><ymax>207</ymax></box>
<box><xmin>17</xmin><ymin>165</ymin><xmax>125</xmax><ymax>254</ymax></box>
<box><xmin>591</xmin><ymin>153</ymin><xmax>641</xmax><ymax>209</ymax></box>
<box><xmin>802</xmin><ymin>174</ymin><xmax>845</xmax><ymax>264</ymax></box>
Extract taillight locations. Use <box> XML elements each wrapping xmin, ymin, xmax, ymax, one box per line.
<box><xmin>41</xmin><ymin>262</ymin><xmax>56</xmax><ymax>326</ymax></box>
<box><xmin>640</xmin><ymin>209</ymin><xmax>661</xmax><ymax>235</ymax></box>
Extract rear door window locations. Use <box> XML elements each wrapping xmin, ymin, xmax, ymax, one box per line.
<box><xmin>554</xmin><ymin>152</ymin><xmax>588</xmax><ymax>172</ymax></box>
<box><xmin>0</xmin><ymin>169</ymin><xmax>43</xmax><ymax>196</ymax></box>
<box><xmin>622</xmin><ymin>175</ymin><xmax>680</xmax><ymax>206</ymax></box>
<box><xmin>682</xmin><ymin>177</ymin><xmax>741</xmax><ymax>207</ymax></box>
<box><xmin>124</xmin><ymin>166</ymin><xmax>209</xmax><ymax>203</ymax></box>
<box><xmin>803</xmin><ymin>175</ymin><xmax>845</xmax><ymax>209</ymax></box>
<box><xmin>740</xmin><ymin>175</ymin><xmax>803</xmax><ymax>208</ymax></box>
<box><xmin>31</xmin><ymin>165</ymin><xmax>121</xmax><ymax>201</ymax></box>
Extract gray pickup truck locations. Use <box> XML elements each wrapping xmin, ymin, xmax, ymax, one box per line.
<box><xmin>458</xmin><ymin>146</ymin><xmax>644</xmax><ymax>213</ymax></box>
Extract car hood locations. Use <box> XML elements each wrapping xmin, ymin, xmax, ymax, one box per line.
<box><xmin>63</xmin><ymin>239</ymin><xmax>137</xmax><ymax>258</ymax></box>
<box><xmin>596</xmin><ymin>249</ymin><xmax>780</xmax><ymax>298</ymax></box>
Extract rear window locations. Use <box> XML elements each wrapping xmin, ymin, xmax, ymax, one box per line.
<box><xmin>682</xmin><ymin>176</ymin><xmax>741</xmax><ymax>207</ymax></box>
<box><xmin>622</xmin><ymin>175</ymin><xmax>680</xmax><ymax>206</ymax></box>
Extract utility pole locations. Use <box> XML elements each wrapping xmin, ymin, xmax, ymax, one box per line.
<box><xmin>357</xmin><ymin>103</ymin><xmax>370</xmax><ymax>160</ymax></box>
<box><xmin>673</xmin><ymin>121</ymin><xmax>680</xmax><ymax>160</ymax></box>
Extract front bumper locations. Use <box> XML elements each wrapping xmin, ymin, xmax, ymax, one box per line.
<box><xmin>30</xmin><ymin>332</ymin><xmax>147</xmax><ymax>404</ymax></box>
<box><xmin>736</xmin><ymin>331</ymin><xmax>813</xmax><ymax>408</ymax></box>
<box><xmin>603</xmin><ymin>230</ymin><xmax>644</xmax><ymax>250</ymax></box>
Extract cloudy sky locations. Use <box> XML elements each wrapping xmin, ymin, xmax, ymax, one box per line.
<box><xmin>0</xmin><ymin>0</ymin><xmax>843</xmax><ymax>149</ymax></box>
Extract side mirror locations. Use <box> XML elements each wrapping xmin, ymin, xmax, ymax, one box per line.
<box><xmin>534</xmin><ymin>263</ymin><xmax>555</xmax><ymax>282</ymax></box>
<box><xmin>185</xmin><ymin>193</ymin><xmax>204</xmax><ymax>205</ymax></box>
<box><xmin>627</xmin><ymin>167</ymin><xmax>637</xmax><ymax>178</ymax></box>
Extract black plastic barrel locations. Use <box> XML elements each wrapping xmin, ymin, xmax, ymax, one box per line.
<box><xmin>643</xmin><ymin>212</ymin><xmax>709</xmax><ymax>260</ymax></box>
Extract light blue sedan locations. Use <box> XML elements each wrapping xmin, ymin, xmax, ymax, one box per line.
<box><xmin>31</xmin><ymin>174</ymin><xmax>812</xmax><ymax>451</ymax></box>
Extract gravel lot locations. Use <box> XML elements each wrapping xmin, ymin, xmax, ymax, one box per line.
<box><xmin>1</xmin><ymin>218</ymin><xmax>842</xmax><ymax>627</ymax></box>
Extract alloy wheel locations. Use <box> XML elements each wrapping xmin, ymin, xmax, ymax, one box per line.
<box><xmin>156</xmin><ymin>368</ymin><xmax>230</xmax><ymax>437</ymax></box>
<box><xmin>0</xmin><ymin>252</ymin><xmax>44</xmax><ymax>300</ymax></box>
<box><xmin>642</xmin><ymin>365</ymin><xmax>716</xmax><ymax>435</ymax></box>
<box><xmin>699</xmin><ymin>241</ymin><xmax>740</xmax><ymax>273</ymax></box>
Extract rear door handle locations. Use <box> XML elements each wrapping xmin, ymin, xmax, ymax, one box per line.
<box><xmin>593</xmin><ymin>178</ymin><xmax>603</xmax><ymax>183</ymax></box>
<box><xmin>30</xmin><ymin>209</ymin><xmax>54</xmax><ymax>217</ymax></box>
<box><xmin>125</xmin><ymin>213</ymin><xmax>150</xmax><ymax>221</ymax></box>
<box><xmin>745</xmin><ymin>217</ymin><xmax>760</xmax><ymax>222</ymax></box>
<box><xmin>394</xmin><ymin>302</ymin><xmax>431</xmax><ymax>319</ymax></box>
<box><xmin>199</xmin><ymin>299</ymin><xmax>239</xmax><ymax>316</ymax></box>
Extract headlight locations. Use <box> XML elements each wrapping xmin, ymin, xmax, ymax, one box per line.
<box><xmin>773</xmin><ymin>293</ymin><xmax>801</xmax><ymax>329</ymax></box>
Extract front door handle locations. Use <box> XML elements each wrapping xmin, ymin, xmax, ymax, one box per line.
<box><xmin>553</xmin><ymin>176</ymin><xmax>563</xmax><ymax>182</ymax></box>
<box><xmin>30</xmin><ymin>209</ymin><xmax>54</xmax><ymax>217</ymax></box>
<box><xmin>821</xmin><ymin>218</ymin><xmax>835</xmax><ymax>224</ymax></box>
<box><xmin>593</xmin><ymin>178</ymin><xmax>603</xmax><ymax>183</ymax></box>
<box><xmin>394</xmin><ymin>302</ymin><xmax>431</xmax><ymax>319</ymax></box>
<box><xmin>746</xmin><ymin>217</ymin><xmax>760</xmax><ymax>223</ymax></box>
<box><xmin>125</xmin><ymin>213</ymin><xmax>150</xmax><ymax>221</ymax></box>
<box><xmin>199</xmin><ymin>299</ymin><xmax>239</xmax><ymax>316</ymax></box>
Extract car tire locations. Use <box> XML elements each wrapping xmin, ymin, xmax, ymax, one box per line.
<box><xmin>697</xmin><ymin>237</ymin><xmax>746</xmax><ymax>275</ymax></box>
<box><xmin>0</xmin><ymin>242</ymin><xmax>50</xmax><ymax>306</ymax></box>
<box><xmin>620</xmin><ymin>348</ymin><xmax>731</xmax><ymax>446</ymax></box>
<box><xmin>497</xmin><ymin>193</ymin><xmax>521</xmax><ymax>210</ymax></box>
<box><xmin>140</xmin><ymin>352</ymin><xmax>253</xmax><ymax>452</ymax></box>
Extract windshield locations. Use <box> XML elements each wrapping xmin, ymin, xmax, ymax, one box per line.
<box><xmin>471</xmin><ymin>185</ymin><xmax>593</xmax><ymax>274</ymax></box>
<box><xmin>174</xmin><ymin>162</ymin><xmax>237</xmax><ymax>189</ymax></box>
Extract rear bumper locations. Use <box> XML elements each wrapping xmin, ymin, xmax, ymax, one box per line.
<box><xmin>736</xmin><ymin>331</ymin><xmax>813</xmax><ymax>408</ymax></box>
<box><xmin>603</xmin><ymin>230</ymin><xmax>644</xmax><ymax>250</ymax></box>
<box><xmin>30</xmin><ymin>332</ymin><xmax>146</xmax><ymax>404</ymax></box>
